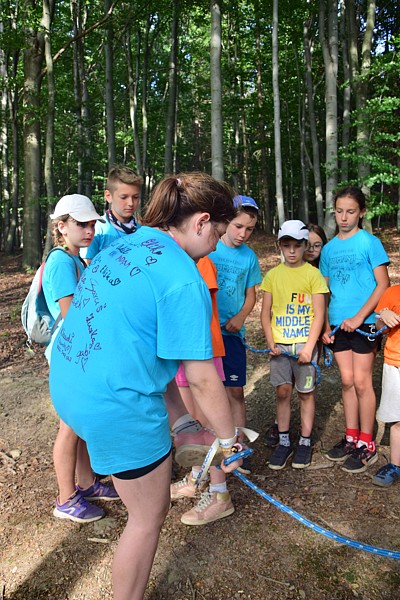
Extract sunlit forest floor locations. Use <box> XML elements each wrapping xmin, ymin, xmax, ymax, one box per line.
<box><xmin>1</xmin><ymin>228</ymin><xmax>400</xmax><ymax>599</ymax></box>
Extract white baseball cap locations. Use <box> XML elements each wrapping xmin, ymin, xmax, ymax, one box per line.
<box><xmin>50</xmin><ymin>194</ymin><xmax>105</xmax><ymax>222</ymax></box>
<box><xmin>278</xmin><ymin>220</ymin><xmax>309</xmax><ymax>241</ymax></box>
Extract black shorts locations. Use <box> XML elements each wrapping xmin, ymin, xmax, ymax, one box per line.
<box><xmin>112</xmin><ymin>447</ymin><xmax>172</xmax><ymax>480</ymax></box>
<box><xmin>330</xmin><ymin>323</ymin><xmax>381</xmax><ymax>354</ymax></box>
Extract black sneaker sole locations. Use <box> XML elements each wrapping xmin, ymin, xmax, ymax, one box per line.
<box><xmin>325</xmin><ymin>453</ymin><xmax>350</xmax><ymax>463</ymax></box>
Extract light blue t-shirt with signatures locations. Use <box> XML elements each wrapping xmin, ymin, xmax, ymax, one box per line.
<box><xmin>320</xmin><ymin>229</ymin><xmax>389</xmax><ymax>325</ymax></box>
<box><xmin>49</xmin><ymin>227</ymin><xmax>213</xmax><ymax>475</ymax></box>
<box><xmin>80</xmin><ymin>213</ymin><xmax>141</xmax><ymax>260</ymax></box>
<box><xmin>209</xmin><ymin>241</ymin><xmax>261</xmax><ymax>337</ymax></box>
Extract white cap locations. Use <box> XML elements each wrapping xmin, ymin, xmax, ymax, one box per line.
<box><xmin>278</xmin><ymin>220</ymin><xmax>309</xmax><ymax>241</ymax></box>
<box><xmin>50</xmin><ymin>194</ymin><xmax>105</xmax><ymax>222</ymax></box>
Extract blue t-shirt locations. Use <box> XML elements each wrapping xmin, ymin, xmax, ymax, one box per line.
<box><xmin>42</xmin><ymin>249</ymin><xmax>84</xmax><ymax>362</ymax></box>
<box><xmin>320</xmin><ymin>229</ymin><xmax>389</xmax><ymax>325</ymax></box>
<box><xmin>49</xmin><ymin>227</ymin><xmax>213</xmax><ymax>475</ymax></box>
<box><xmin>209</xmin><ymin>241</ymin><xmax>261</xmax><ymax>336</ymax></box>
<box><xmin>81</xmin><ymin>213</ymin><xmax>141</xmax><ymax>260</ymax></box>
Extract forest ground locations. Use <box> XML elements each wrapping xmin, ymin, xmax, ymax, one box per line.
<box><xmin>1</xmin><ymin>229</ymin><xmax>400</xmax><ymax>600</ymax></box>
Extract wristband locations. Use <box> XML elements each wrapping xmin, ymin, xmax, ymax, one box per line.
<box><xmin>218</xmin><ymin>434</ymin><xmax>238</xmax><ymax>449</ymax></box>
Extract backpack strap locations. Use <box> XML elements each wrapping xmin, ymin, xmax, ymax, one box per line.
<box><xmin>43</xmin><ymin>247</ymin><xmax>84</xmax><ymax>335</ymax></box>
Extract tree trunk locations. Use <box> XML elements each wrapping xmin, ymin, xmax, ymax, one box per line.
<box><xmin>304</xmin><ymin>18</ymin><xmax>324</xmax><ymax>225</ymax></box>
<box><xmin>126</xmin><ymin>29</ymin><xmax>142</xmax><ymax>177</ymax></box>
<box><xmin>164</xmin><ymin>0</ymin><xmax>178</xmax><ymax>175</ymax></box>
<box><xmin>0</xmin><ymin>13</ymin><xmax>10</xmax><ymax>251</ymax></box>
<box><xmin>22</xmin><ymin>4</ymin><xmax>44</xmax><ymax>269</ymax></box>
<box><xmin>104</xmin><ymin>0</ymin><xmax>116</xmax><ymax>168</ymax></box>
<box><xmin>42</xmin><ymin>0</ymin><xmax>56</xmax><ymax>258</ymax></box>
<box><xmin>142</xmin><ymin>17</ymin><xmax>151</xmax><ymax>192</ymax></box>
<box><xmin>319</xmin><ymin>0</ymin><xmax>338</xmax><ymax>239</ymax></box>
<box><xmin>6</xmin><ymin>41</ymin><xmax>20</xmax><ymax>254</ymax></box>
<box><xmin>210</xmin><ymin>0</ymin><xmax>224</xmax><ymax>181</ymax></box>
<box><xmin>255</xmin><ymin>2</ymin><xmax>270</xmax><ymax>232</ymax></box>
<box><xmin>340</xmin><ymin>0</ymin><xmax>350</xmax><ymax>183</ymax></box>
<box><xmin>272</xmin><ymin>0</ymin><xmax>285</xmax><ymax>225</ymax></box>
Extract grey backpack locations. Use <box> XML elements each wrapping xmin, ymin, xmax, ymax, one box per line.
<box><xmin>21</xmin><ymin>247</ymin><xmax>79</xmax><ymax>346</ymax></box>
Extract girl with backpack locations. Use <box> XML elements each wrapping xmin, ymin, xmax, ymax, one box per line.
<box><xmin>42</xmin><ymin>194</ymin><xmax>118</xmax><ymax>523</ymax></box>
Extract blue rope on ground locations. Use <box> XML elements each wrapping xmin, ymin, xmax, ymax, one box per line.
<box><xmin>241</xmin><ymin>337</ymin><xmax>322</xmax><ymax>384</ymax></box>
<box><xmin>329</xmin><ymin>324</ymin><xmax>388</xmax><ymax>338</ymax></box>
<box><xmin>225</xmin><ymin>449</ymin><xmax>400</xmax><ymax>560</ymax></box>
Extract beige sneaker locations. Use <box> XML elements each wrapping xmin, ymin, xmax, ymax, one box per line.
<box><xmin>180</xmin><ymin>490</ymin><xmax>234</xmax><ymax>525</ymax></box>
<box><xmin>170</xmin><ymin>474</ymin><xmax>206</xmax><ymax>500</ymax></box>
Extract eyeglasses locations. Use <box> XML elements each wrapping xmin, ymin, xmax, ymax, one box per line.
<box><xmin>307</xmin><ymin>242</ymin><xmax>323</xmax><ymax>250</ymax></box>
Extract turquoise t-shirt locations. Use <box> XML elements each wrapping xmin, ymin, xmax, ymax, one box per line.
<box><xmin>81</xmin><ymin>213</ymin><xmax>141</xmax><ymax>260</ymax></box>
<box><xmin>209</xmin><ymin>241</ymin><xmax>261</xmax><ymax>336</ymax></box>
<box><xmin>320</xmin><ymin>229</ymin><xmax>389</xmax><ymax>325</ymax></box>
<box><xmin>49</xmin><ymin>227</ymin><xmax>213</xmax><ymax>475</ymax></box>
<box><xmin>42</xmin><ymin>248</ymin><xmax>84</xmax><ymax>363</ymax></box>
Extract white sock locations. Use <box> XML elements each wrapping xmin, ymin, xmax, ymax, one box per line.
<box><xmin>209</xmin><ymin>482</ymin><xmax>227</xmax><ymax>494</ymax></box>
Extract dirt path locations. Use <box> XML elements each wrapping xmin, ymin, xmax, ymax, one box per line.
<box><xmin>1</xmin><ymin>231</ymin><xmax>400</xmax><ymax>600</ymax></box>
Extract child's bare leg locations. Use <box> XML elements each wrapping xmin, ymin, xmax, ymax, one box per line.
<box><xmin>53</xmin><ymin>419</ymin><xmax>79</xmax><ymax>504</ymax></box>
<box><xmin>352</xmin><ymin>351</ymin><xmax>377</xmax><ymax>435</ymax></box>
<box><xmin>76</xmin><ymin>438</ymin><xmax>95</xmax><ymax>489</ymax></box>
<box><xmin>112</xmin><ymin>454</ymin><xmax>171</xmax><ymax>600</ymax></box>
<box><xmin>390</xmin><ymin>422</ymin><xmax>400</xmax><ymax>466</ymax></box>
<box><xmin>226</xmin><ymin>386</ymin><xmax>245</xmax><ymax>440</ymax></box>
<box><xmin>334</xmin><ymin>350</ymin><xmax>359</xmax><ymax>430</ymax></box>
<box><xmin>275</xmin><ymin>383</ymin><xmax>292</xmax><ymax>432</ymax></box>
<box><xmin>297</xmin><ymin>390</ymin><xmax>315</xmax><ymax>438</ymax></box>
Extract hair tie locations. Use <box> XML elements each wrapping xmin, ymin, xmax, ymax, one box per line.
<box><xmin>176</xmin><ymin>178</ymin><xmax>182</xmax><ymax>187</ymax></box>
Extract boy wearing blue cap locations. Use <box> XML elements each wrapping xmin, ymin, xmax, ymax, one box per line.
<box><xmin>209</xmin><ymin>196</ymin><xmax>262</xmax><ymax>468</ymax></box>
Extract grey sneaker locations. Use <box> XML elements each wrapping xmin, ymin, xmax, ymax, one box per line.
<box><xmin>268</xmin><ymin>444</ymin><xmax>294</xmax><ymax>470</ymax></box>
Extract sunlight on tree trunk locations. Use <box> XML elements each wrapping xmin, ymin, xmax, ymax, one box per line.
<box><xmin>210</xmin><ymin>0</ymin><xmax>224</xmax><ymax>181</ymax></box>
<box><xmin>272</xmin><ymin>0</ymin><xmax>285</xmax><ymax>225</ymax></box>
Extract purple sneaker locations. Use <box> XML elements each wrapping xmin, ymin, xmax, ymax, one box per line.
<box><xmin>53</xmin><ymin>492</ymin><xmax>105</xmax><ymax>523</ymax></box>
<box><xmin>77</xmin><ymin>478</ymin><xmax>119</xmax><ymax>501</ymax></box>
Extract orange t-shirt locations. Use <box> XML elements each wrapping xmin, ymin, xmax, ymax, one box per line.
<box><xmin>197</xmin><ymin>256</ymin><xmax>225</xmax><ymax>358</ymax></box>
<box><xmin>376</xmin><ymin>285</ymin><xmax>400</xmax><ymax>367</ymax></box>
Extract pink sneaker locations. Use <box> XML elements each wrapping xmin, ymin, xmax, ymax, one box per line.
<box><xmin>180</xmin><ymin>490</ymin><xmax>234</xmax><ymax>525</ymax></box>
<box><xmin>170</xmin><ymin>474</ymin><xmax>207</xmax><ymax>500</ymax></box>
<box><xmin>174</xmin><ymin>428</ymin><xmax>222</xmax><ymax>468</ymax></box>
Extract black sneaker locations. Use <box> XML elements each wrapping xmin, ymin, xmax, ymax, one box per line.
<box><xmin>341</xmin><ymin>445</ymin><xmax>378</xmax><ymax>473</ymax></box>
<box><xmin>326</xmin><ymin>437</ymin><xmax>356</xmax><ymax>463</ymax></box>
<box><xmin>268</xmin><ymin>444</ymin><xmax>294</xmax><ymax>470</ymax></box>
<box><xmin>292</xmin><ymin>444</ymin><xmax>312</xmax><ymax>469</ymax></box>
<box><xmin>264</xmin><ymin>423</ymin><xmax>279</xmax><ymax>447</ymax></box>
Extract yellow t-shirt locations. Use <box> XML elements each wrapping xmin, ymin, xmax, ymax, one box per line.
<box><xmin>260</xmin><ymin>262</ymin><xmax>328</xmax><ymax>344</ymax></box>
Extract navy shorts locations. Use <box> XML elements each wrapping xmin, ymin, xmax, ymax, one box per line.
<box><xmin>330</xmin><ymin>323</ymin><xmax>381</xmax><ymax>354</ymax></box>
<box><xmin>222</xmin><ymin>334</ymin><xmax>247</xmax><ymax>387</ymax></box>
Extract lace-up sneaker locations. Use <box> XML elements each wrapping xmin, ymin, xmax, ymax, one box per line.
<box><xmin>174</xmin><ymin>428</ymin><xmax>222</xmax><ymax>468</ymax></box>
<box><xmin>180</xmin><ymin>490</ymin><xmax>234</xmax><ymax>525</ymax></box>
<box><xmin>326</xmin><ymin>437</ymin><xmax>356</xmax><ymax>462</ymax></box>
<box><xmin>53</xmin><ymin>492</ymin><xmax>105</xmax><ymax>523</ymax></box>
<box><xmin>264</xmin><ymin>423</ymin><xmax>279</xmax><ymax>447</ymax></box>
<box><xmin>170</xmin><ymin>474</ymin><xmax>207</xmax><ymax>500</ymax></box>
<box><xmin>268</xmin><ymin>444</ymin><xmax>294</xmax><ymax>470</ymax></box>
<box><xmin>292</xmin><ymin>444</ymin><xmax>312</xmax><ymax>469</ymax></box>
<box><xmin>341</xmin><ymin>445</ymin><xmax>378</xmax><ymax>473</ymax></box>
<box><xmin>77</xmin><ymin>478</ymin><xmax>119</xmax><ymax>501</ymax></box>
<box><xmin>372</xmin><ymin>463</ymin><xmax>400</xmax><ymax>487</ymax></box>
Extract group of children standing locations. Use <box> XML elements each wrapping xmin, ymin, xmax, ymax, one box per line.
<box><xmin>43</xmin><ymin>176</ymin><xmax>400</xmax><ymax>528</ymax></box>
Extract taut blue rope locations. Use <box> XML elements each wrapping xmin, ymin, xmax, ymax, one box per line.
<box><xmin>225</xmin><ymin>449</ymin><xmax>400</xmax><ymax>560</ymax></box>
<box><xmin>329</xmin><ymin>324</ymin><xmax>387</xmax><ymax>338</ymax></box>
<box><xmin>241</xmin><ymin>337</ymin><xmax>322</xmax><ymax>385</ymax></box>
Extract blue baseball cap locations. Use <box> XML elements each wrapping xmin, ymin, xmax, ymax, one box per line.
<box><xmin>233</xmin><ymin>195</ymin><xmax>259</xmax><ymax>211</ymax></box>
